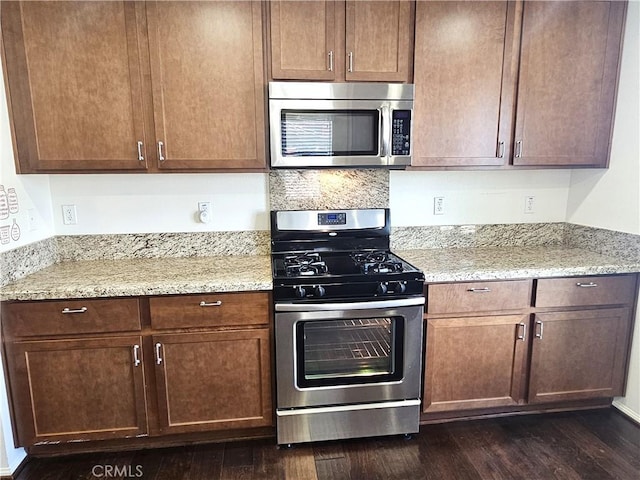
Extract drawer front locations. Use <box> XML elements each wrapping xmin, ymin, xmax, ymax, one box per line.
<box><xmin>150</xmin><ymin>292</ymin><xmax>270</xmax><ymax>329</ymax></box>
<box><xmin>427</xmin><ymin>280</ymin><xmax>532</xmax><ymax>315</ymax></box>
<box><xmin>535</xmin><ymin>275</ymin><xmax>637</xmax><ymax>308</ymax></box>
<box><xmin>2</xmin><ymin>298</ymin><xmax>141</xmax><ymax>338</ymax></box>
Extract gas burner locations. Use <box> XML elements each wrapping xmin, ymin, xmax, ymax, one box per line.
<box><xmin>284</xmin><ymin>253</ymin><xmax>329</xmax><ymax>277</ymax></box>
<box><xmin>352</xmin><ymin>251</ymin><xmax>403</xmax><ymax>275</ymax></box>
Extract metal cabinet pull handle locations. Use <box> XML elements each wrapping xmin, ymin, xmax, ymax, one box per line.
<box><xmin>348</xmin><ymin>51</ymin><xmax>354</xmax><ymax>72</ymax></box>
<box><xmin>497</xmin><ymin>141</ymin><xmax>505</xmax><ymax>158</ymax></box>
<box><xmin>62</xmin><ymin>307</ymin><xmax>87</xmax><ymax>314</ymax></box>
<box><xmin>467</xmin><ymin>287</ymin><xmax>491</xmax><ymax>293</ymax></box>
<box><xmin>328</xmin><ymin>51</ymin><xmax>334</xmax><ymax>72</ymax></box>
<box><xmin>137</xmin><ymin>141</ymin><xmax>144</xmax><ymax>162</ymax></box>
<box><xmin>199</xmin><ymin>300</ymin><xmax>222</xmax><ymax>307</ymax></box>
<box><xmin>155</xmin><ymin>342</ymin><xmax>163</xmax><ymax>365</ymax></box>
<box><xmin>515</xmin><ymin>140</ymin><xmax>523</xmax><ymax>158</ymax></box>
<box><xmin>576</xmin><ymin>282</ymin><xmax>598</xmax><ymax>288</ymax></box>
<box><xmin>517</xmin><ymin>322</ymin><xmax>527</xmax><ymax>341</ymax></box>
<box><xmin>535</xmin><ymin>320</ymin><xmax>544</xmax><ymax>339</ymax></box>
<box><xmin>133</xmin><ymin>345</ymin><xmax>141</xmax><ymax>367</ymax></box>
<box><xmin>158</xmin><ymin>141</ymin><xmax>165</xmax><ymax>162</ymax></box>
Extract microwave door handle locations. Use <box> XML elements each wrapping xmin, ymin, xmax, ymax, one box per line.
<box><xmin>380</xmin><ymin>106</ymin><xmax>391</xmax><ymax>161</ymax></box>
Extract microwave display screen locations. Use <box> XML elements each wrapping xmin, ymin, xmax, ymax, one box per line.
<box><xmin>281</xmin><ymin>110</ymin><xmax>379</xmax><ymax>157</ymax></box>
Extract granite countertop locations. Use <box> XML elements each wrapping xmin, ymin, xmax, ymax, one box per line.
<box><xmin>397</xmin><ymin>246</ymin><xmax>640</xmax><ymax>283</ymax></box>
<box><xmin>1</xmin><ymin>247</ymin><xmax>639</xmax><ymax>302</ymax></box>
<box><xmin>0</xmin><ymin>255</ymin><xmax>273</xmax><ymax>301</ymax></box>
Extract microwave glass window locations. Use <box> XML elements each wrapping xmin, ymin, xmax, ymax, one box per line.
<box><xmin>296</xmin><ymin>316</ymin><xmax>404</xmax><ymax>388</ymax></box>
<box><xmin>281</xmin><ymin>110</ymin><xmax>379</xmax><ymax>157</ymax></box>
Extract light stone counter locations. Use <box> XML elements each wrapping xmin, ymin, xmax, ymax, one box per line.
<box><xmin>0</xmin><ymin>255</ymin><xmax>272</xmax><ymax>301</ymax></box>
<box><xmin>397</xmin><ymin>246</ymin><xmax>640</xmax><ymax>283</ymax></box>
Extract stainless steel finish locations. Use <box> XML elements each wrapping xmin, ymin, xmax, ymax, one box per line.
<box><xmin>269</xmin><ymin>82</ymin><xmax>414</xmax><ymax>101</ymax></box>
<box><xmin>535</xmin><ymin>320</ymin><xmax>544</xmax><ymax>339</ymax></box>
<box><xmin>155</xmin><ymin>342</ymin><xmax>163</xmax><ymax>365</ymax></box>
<box><xmin>137</xmin><ymin>141</ymin><xmax>144</xmax><ymax>162</ymax></box>
<box><xmin>276</xmin><ymin>296</ymin><xmax>424</xmax><ymax>312</ymax></box>
<box><xmin>274</xmin><ymin>208</ymin><xmax>386</xmax><ymax>232</ymax></box>
<box><xmin>515</xmin><ymin>140</ymin><xmax>523</xmax><ymax>158</ymax></box>
<box><xmin>275</xmin><ymin>302</ymin><xmax>424</xmax><ymax>409</ymax></box>
<box><xmin>348</xmin><ymin>51</ymin><xmax>354</xmax><ymax>72</ymax></box>
<box><xmin>576</xmin><ymin>282</ymin><xmax>598</xmax><ymax>288</ymax></box>
<box><xmin>381</xmin><ymin>105</ymin><xmax>390</xmax><ymax>158</ymax></box>
<box><xmin>61</xmin><ymin>307</ymin><xmax>87</xmax><ymax>314</ymax></box>
<box><xmin>467</xmin><ymin>287</ymin><xmax>491</xmax><ymax>293</ymax></box>
<box><xmin>328</xmin><ymin>50</ymin><xmax>334</xmax><ymax>71</ymax></box>
<box><xmin>199</xmin><ymin>300</ymin><xmax>222</xmax><ymax>307</ymax></box>
<box><xmin>277</xmin><ymin>400</ymin><xmax>420</xmax><ymax>445</ymax></box>
<box><xmin>517</xmin><ymin>322</ymin><xmax>527</xmax><ymax>341</ymax></box>
<box><xmin>497</xmin><ymin>141</ymin><xmax>505</xmax><ymax>158</ymax></box>
<box><xmin>133</xmin><ymin>344</ymin><xmax>141</xmax><ymax>367</ymax></box>
<box><xmin>158</xmin><ymin>141</ymin><xmax>165</xmax><ymax>162</ymax></box>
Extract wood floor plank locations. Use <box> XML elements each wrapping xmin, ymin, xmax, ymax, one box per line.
<box><xmin>418</xmin><ymin>424</ymin><xmax>482</xmax><ymax>480</ymax></box>
<box><xmin>189</xmin><ymin>443</ymin><xmax>224</xmax><ymax>480</ymax></box>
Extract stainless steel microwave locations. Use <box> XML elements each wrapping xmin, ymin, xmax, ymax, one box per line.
<box><xmin>268</xmin><ymin>82</ymin><xmax>414</xmax><ymax>169</ymax></box>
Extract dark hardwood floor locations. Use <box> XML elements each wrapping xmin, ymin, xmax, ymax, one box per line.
<box><xmin>12</xmin><ymin>408</ymin><xmax>640</xmax><ymax>480</ymax></box>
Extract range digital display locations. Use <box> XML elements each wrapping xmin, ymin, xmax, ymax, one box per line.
<box><xmin>318</xmin><ymin>212</ymin><xmax>346</xmax><ymax>225</ymax></box>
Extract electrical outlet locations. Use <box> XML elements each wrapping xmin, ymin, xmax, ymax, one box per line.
<box><xmin>197</xmin><ymin>201</ymin><xmax>211</xmax><ymax>224</ymax></box>
<box><xmin>62</xmin><ymin>205</ymin><xmax>77</xmax><ymax>225</ymax></box>
<box><xmin>434</xmin><ymin>197</ymin><xmax>445</xmax><ymax>215</ymax></box>
<box><xmin>524</xmin><ymin>196</ymin><xmax>535</xmax><ymax>214</ymax></box>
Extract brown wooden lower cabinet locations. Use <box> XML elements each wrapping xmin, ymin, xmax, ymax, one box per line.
<box><xmin>528</xmin><ymin>308</ymin><xmax>631</xmax><ymax>404</ymax></box>
<box><xmin>423</xmin><ymin>314</ymin><xmax>528</xmax><ymax>413</ymax></box>
<box><xmin>153</xmin><ymin>329</ymin><xmax>272</xmax><ymax>434</ymax></box>
<box><xmin>6</xmin><ymin>336</ymin><xmax>148</xmax><ymax>446</ymax></box>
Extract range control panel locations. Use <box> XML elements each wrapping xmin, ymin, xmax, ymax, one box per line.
<box><xmin>317</xmin><ymin>212</ymin><xmax>347</xmax><ymax>226</ymax></box>
<box><xmin>391</xmin><ymin>110</ymin><xmax>411</xmax><ymax>156</ymax></box>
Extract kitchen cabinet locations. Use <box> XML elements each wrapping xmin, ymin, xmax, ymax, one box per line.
<box><xmin>149</xmin><ymin>293</ymin><xmax>273</xmax><ymax>434</ymax></box>
<box><xmin>2</xmin><ymin>299</ymin><xmax>147</xmax><ymax>446</ymax></box>
<box><xmin>1</xmin><ymin>292</ymin><xmax>273</xmax><ymax>448</ymax></box>
<box><xmin>269</xmin><ymin>0</ymin><xmax>413</xmax><ymax>82</ymax></box>
<box><xmin>1</xmin><ymin>1</ymin><xmax>267</xmax><ymax>173</ymax></box>
<box><xmin>412</xmin><ymin>0</ymin><xmax>626</xmax><ymax>168</ymax></box>
<box><xmin>423</xmin><ymin>281</ymin><xmax>532</xmax><ymax>413</ymax></box>
<box><xmin>423</xmin><ymin>274</ymin><xmax>638</xmax><ymax>418</ymax></box>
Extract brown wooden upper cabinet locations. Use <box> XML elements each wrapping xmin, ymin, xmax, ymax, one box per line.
<box><xmin>1</xmin><ymin>1</ymin><xmax>267</xmax><ymax>173</ymax></box>
<box><xmin>412</xmin><ymin>0</ymin><xmax>626</xmax><ymax>168</ymax></box>
<box><xmin>269</xmin><ymin>0</ymin><xmax>414</xmax><ymax>82</ymax></box>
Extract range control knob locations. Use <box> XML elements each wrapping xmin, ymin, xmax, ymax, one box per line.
<box><xmin>376</xmin><ymin>283</ymin><xmax>388</xmax><ymax>295</ymax></box>
<box><xmin>294</xmin><ymin>286</ymin><xmax>307</xmax><ymax>298</ymax></box>
<box><xmin>314</xmin><ymin>285</ymin><xmax>326</xmax><ymax>297</ymax></box>
<box><xmin>393</xmin><ymin>281</ymin><xmax>407</xmax><ymax>294</ymax></box>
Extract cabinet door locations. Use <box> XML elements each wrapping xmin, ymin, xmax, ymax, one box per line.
<box><xmin>423</xmin><ymin>315</ymin><xmax>528</xmax><ymax>413</ymax></box>
<box><xmin>147</xmin><ymin>1</ymin><xmax>266</xmax><ymax>170</ymax></box>
<box><xmin>1</xmin><ymin>1</ymin><xmax>148</xmax><ymax>172</ymax></box>
<box><xmin>270</xmin><ymin>0</ymin><xmax>339</xmax><ymax>80</ymax></box>
<box><xmin>6</xmin><ymin>337</ymin><xmax>147</xmax><ymax>446</ymax></box>
<box><xmin>513</xmin><ymin>1</ymin><xmax>626</xmax><ymax>167</ymax></box>
<box><xmin>413</xmin><ymin>1</ymin><xmax>518</xmax><ymax>167</ymax></box>
<box><xmin>529</xmin><ymin>308</ymin><xmax>632</xmax><ymax>404</ymax></box>
<box><xmin>344</xmin><ymin>1</ymin><xmax>413</xmax><ymax>82</ymax></box>
<box><xmin>153</xmin><ymin>329</ymin><xmax>272</xmax><ymax>434</ymax></box>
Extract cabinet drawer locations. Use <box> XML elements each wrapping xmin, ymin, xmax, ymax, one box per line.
<box><xmin>427</xmin><ymin>280</ymin><xmax>532</xmax><ymax>315</ymax></box>
<box><xmin>2</xmin><ymin>298</ymin><xmax>141</xmax><ymax>338</ymax></box>
<box><xmin>535</xmin><ymin>275</ymin><xmax>637</xmax><ymax>308</ymax></box>
<box><xmin>150</xmin><ymin>292</ymin><xmax>270</xmax><ymax>329</ymax></box>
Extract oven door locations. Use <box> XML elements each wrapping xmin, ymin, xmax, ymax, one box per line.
<box><xmin>275</xmin><ymin>297</ymin><xmax>424</xmax><ymax>409</ymax></box>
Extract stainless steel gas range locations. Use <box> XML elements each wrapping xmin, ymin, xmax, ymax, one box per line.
<box><xmin>270</xmin><ymin>208</ymin><xmax>425</xmax><ymax>446</ymax></box>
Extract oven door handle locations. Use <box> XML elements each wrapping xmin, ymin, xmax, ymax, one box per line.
<box><xmin>275</xmin><ymin>297</ymin><xmax>425</xmax><ymax>312</ymax></box>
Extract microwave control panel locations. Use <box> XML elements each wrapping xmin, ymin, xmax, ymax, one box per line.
<box><xmin>391</xmin><ymin>110</ymin><xmax>411</xmax><ymax>156</ymax></box>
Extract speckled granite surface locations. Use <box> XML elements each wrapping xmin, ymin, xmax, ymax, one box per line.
<box><xmin>0</xmin><ymin>237</ymin><xmax>58</xmax><ymax>288</ymax></box>
<box><xmin>565</xmin><ymin>224</ymin><xmax>640</xmax><ymax>262</ymax></box>
<box><xmin>55</xmin><ymin>231</ymin><xmax>270</xmax><ymax>261</ymax></box>
<box><xmin>397</xmin><ymin>246</ymin><xmax>640</xmax><ymax>283</ymax></box>
<box><xmin>269</xmin><ymin>170</ymin><xmax>388</xmax><ymax>210</ymax></box>
<box><xmin>0</xmin><ymin>255</ymin><xmax>272</xmax><ymax>301</ymax></box>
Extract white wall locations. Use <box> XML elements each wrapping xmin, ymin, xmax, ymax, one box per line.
<box><xmin>390</xmin><ymin>169</ymin><xmax>572</xmax><ymax>226</ymax></box>
<box><xmin>566</xmin><ymin>2</ymin><xmax>640</xmax><ymax>422</ymax></box>
<box><xmin>49</xmin><ymin>173</ymin><xmax>269</xmax><ymax>235</ymax></box>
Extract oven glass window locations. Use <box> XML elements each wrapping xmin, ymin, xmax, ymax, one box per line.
<box><xmin>296</xmin><ymin>317</ymin><xmax>404</xmax><ymax>388</ymax></box>
<box><xmin>281</xmin><ymin>110</ymin><xmax>379</xmax><ymax>157</ymax></box>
